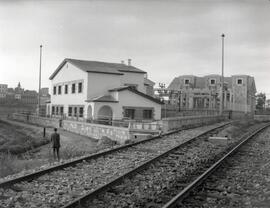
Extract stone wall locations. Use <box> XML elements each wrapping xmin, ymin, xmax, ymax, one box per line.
<box><xmin>161</xmin><ymin>115</ymin><xmax>228</xmax><ymax>132</ymax></box>
<box><xmin>254</xmin><ymin>115</ymin><xmax>270</xmax><ymax>122</ymax></box>
<box><xmin>0</xmin><ymin>106</ymin><xmax>36</xmax><ymax>117</ymax></box>
<box><xmin>62</xmin><ymin>120</ymin><xmax>130</xmax><ymax>144</ymax></box>
<box><xmin>12</xmin><ymin>113</ymin><xmax>60</xmax><ymax>128</ymax></box>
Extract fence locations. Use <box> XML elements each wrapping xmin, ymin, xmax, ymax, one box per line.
<box><xmin>11</xmin><ymin>113</ymin><xmax>60</xmax><ymax>128</ymax></box>
<box><xmin>161</xmin><ymin>105</ymin><xmax>220</xmax><ymax>118</ymax></box>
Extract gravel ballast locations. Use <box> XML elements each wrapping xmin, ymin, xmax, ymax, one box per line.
<box><xmin>182</xmin><ymin>125</ymin><xmax>270</xmax><ymax>208</ymax></box>
<box><xmin>0</xmin><ymin>122</ymin><xmax>229</xmax><ymax>208</ymax></box>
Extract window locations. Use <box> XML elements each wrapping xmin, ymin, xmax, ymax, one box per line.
<box><xmin>60</xmin><ymin>106</ymin><xmax>64</xmax><ymax>115</ymax></box>
<box><xmin>78</xmin><ymin>82</ymin><xmax>83</xmax><ymax>93</ymax></box>
<box><xmin>53</xmin><ymin>86</ymin><xmax>56</xmax><ymax>95</ymax></box>
<box><xmin>237</xmin><ymin>79</ymin><xmax>243</xmax><ymax>85</ymax></box>
<box><xmin>52</xmin><ymin>106</ymin><xmax>55</xmax><ymax>115</ymax></box>
<box><xmin>143</xmin><ymin>110</ymin><xmax>152</xmax><ymax>119</ymax></box>
<box><xmin>184</xmin><ymin>79</ymin><xmax>190</xmax><ymax>85</ymax></box>
<box><xmin>210</xmin><ymin>79</ymin><xmax>216</xmax><ymax>85</ymax></box>
<box><xmin>68</xmin><ymin>107</ymin><xmax>72</xmax><ymax>116</ymax></box>
<box><xmin>79</xmin><ymin>107</ymin><xmax>84</xmax><ymax>117</ymax></box>
<box><xmin>58</xmin><ymin>86</ymin><xmax>62</xmax><ymax>95</ymax></box>
<box><xmin>226</xmin><ymin>93</ymin><xmax>230</xmax><ymax>101</ymax></box>
<box><xmin>72</xmin><ymin>83</ymin><xmax>76</xmax><ymax>93</ymax></box>
<box><xmin>74</xmin><ymin>107</ymin><xmax>77</xmax><ymax>117</ymax></box>
<box><xmin>65</xmin><ymin>85</ymin><xmax>68</xmax><ymax>94</ymax></box>
<box><xmin>56</xmin><ymin>106</ymin><xmax>59</xmax><ymax>115</ymax></box>
<box><xmin>124</xmin><ymin>109</ymin><xmax>135</xmax><ymax>119</ymax></box>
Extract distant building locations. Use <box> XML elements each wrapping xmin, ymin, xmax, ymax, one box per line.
<box><xmin>167</xmin><ymin>74</ymin><xmax>256</xmax><ymax>113</ymax></box>
<box><xmin>266</xmin><ymin>99</ymin><xmax>270</xmax><ymax>110</ymax></box>
<box><xmin>0</xmin><ymin>84</ymin><xmax>8</xmax><ymax>98</ymax></box>
<box><xmin>48</xmin><ymin>58</ymin><xmax>162</xmax><ymax>121</ymax></box>
<box><xmin>39</xmin><ymin>87</ymin><xmax>51</xmax><ymax>116</ymax></box>
<box><xmin>40</xmin><ymin>87</ymin><xmax>49</xmax><ymax>96</ymax></box>
<box><xmin>21</xmin><ymin>90</ymin><xmax>38</xmax><ymax>104</ymax></box>
<box><xmin>1</xmin><ymin>82</ymin><xmax>38</xmax><ymax>106</ymax></box>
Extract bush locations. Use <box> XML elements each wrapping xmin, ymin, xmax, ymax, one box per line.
<box><xmin>0</xmin><ymin>153</ymin><xmax>44</xmax><ymax>178</ymax></box>
<box><xmin>59</xmin><ymin>145</ymin><xmax>89</xmax><ymax>160</ymax></box>
<box><xmin>97</xmin><ymin>136</ymin><xmax>117</xmax><ymax>146</ymax></box>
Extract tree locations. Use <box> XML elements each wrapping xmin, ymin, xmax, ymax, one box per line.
<box><xmin>256</xmin><ymin>92</ymin><xmax>266</xmax><ymax>110</ymax></box>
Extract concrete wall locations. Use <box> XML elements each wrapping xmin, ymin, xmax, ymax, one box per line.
<box><xmin>117</xmin><ymin>90</ymin><xmax>161</xmax><ymax>120</ymax></box>
<box><xmin>62</xmin><ymin>120</ymin><xmax>130</xmax><ymax>144</ymax></box>
<box><xmin>254</xmin><ymin>115</ymin><xmax>270</xmax><ymax>122</ymax></box>
<box><xmin>161</xmin><ymin>115</ymin><xmax>227</xmax><ymax>132</ymax></box>
<box><xmin>12</xmin><ymin>113</ymin><xmax>60</xmax><ymax>128</ymax></box>
<box><xmin>11</xmin><ymin>113</ymin><xmax>130</xmax><ymax>143</ymax></box>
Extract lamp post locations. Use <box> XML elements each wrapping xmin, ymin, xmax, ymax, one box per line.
<box><xmin>38</xmin><ymin>45</ymin><xmax>42</xmax><ymax>116</ymax></box>
<box><xmin>159</xmin><ymin>83</ymin><xmax>167</xmax><ymax>118</ymax></box>
<box><xmin>220</xmin><ymin>34</ymin><xmax>225</xmax><ymax>115</ymax></box>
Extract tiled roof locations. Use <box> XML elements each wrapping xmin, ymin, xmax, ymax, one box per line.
<box><xmin>109</xmin><ymin>86</ymin><xmax>163</xmax><ymax>104</ymax></box>
<box><xmin>86</xmin><ymin>95</ymin><xmax>118</xmax><ymax>103</ymax></box>
<box><xmin>49</xmin><ymin>58</ymin><xmax>146</xmax><ymax>80</ymax></box>
<box><xmin>108</xmin><ymin>86</ymin><xmax>130</xmax><ymax>92</ymax></box>
<box><xmin>167</xmin><ymin>77</ymin><xmax>181</xmax><ymax>90</ymax></box>
<box><xmin>144</xmin><ymin>78</ymin><xmax>155</xmax><ymax>86</ymax></box>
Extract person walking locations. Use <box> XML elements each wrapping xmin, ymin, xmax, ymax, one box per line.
<box><xmin>51</xmin><ymin>128</ymin><xmax>61</xmax><ymax>161</ymax></box>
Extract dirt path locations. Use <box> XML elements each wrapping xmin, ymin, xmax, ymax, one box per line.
<box><xmin>0</xmin><ymin>118</ymin><xmax>99</xmax><ymax>160</ymax></box>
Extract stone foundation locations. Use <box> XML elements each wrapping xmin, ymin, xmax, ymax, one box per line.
<box><xmin>62</xmin><ymin>120</ymin><xmax>130</xmax><ymax>144</ymax></box>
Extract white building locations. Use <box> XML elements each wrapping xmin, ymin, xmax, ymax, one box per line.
<box><xmin>48</xmin><ymin>58</ymin><xmax>162</xmax><ymax>121</ymax></box>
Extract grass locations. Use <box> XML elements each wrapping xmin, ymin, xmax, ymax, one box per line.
<box><xmin>0</xmin><ymin>120</ymin><xmax>50</xmax><ymax>178</ymax></box>
<box><xmin>0</xmin><ymin>120</ymin><xmax>50</xmax><ymax>154</ymax></box>
<box><xmin>0</xmin><ymin>153</ymin><xmax>45</xmax><ymax>178</ymax></box>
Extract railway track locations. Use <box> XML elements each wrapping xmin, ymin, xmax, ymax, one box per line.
<box><xmin>0</xmin><ymin>122</ymin><xmax>230</xmax><ymax>208</ymax></box>
<box><xmin>162</xmin><ymin>122</ymin><xmax>270</xmax><ymax>208</ymax></box>
<box><xmin>59</xmin><ymin>122</ymin><xmax>269</xmax><ymax>208</ymax></box>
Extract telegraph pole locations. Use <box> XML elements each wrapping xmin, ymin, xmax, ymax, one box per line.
<box><xmin>220</xmin><ymin>34</ymin><xmax>225</xmax><ymax>115</ymax></box>
<box><xmin>38</xmin><ymin>45</ymin><xmax>42</xmax><ymax>116</ymax></box>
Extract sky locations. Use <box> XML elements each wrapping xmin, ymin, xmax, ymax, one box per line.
<box><xmin>0</xmin><ymin>0</ymin><xmax>270</xmax><ymax>97</ymax></box>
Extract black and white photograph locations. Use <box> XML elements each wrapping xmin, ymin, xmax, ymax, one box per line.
<box><xmin>0</xmin><ymin>0</ymin><xmax>270</xmax><ymax>207</ymax></box>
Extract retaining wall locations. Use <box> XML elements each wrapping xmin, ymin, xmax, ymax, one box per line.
<box><xmin>12</xmin><ymin>113</ymin><xmax>60</xmax><ymax>128</ymax></box>
<box><xmin>62</xmin><ymin>120</ymin><xmax>130</xmax><ymax>144</ymax></box>
<box><xmin>254</xmin><ymin>115</ymin><xmax>270</xmax><ymax>122</ymax></box>
<box><xmin>161</xmin><ymin>115</ymin><xmax>228</xmax><ymax>132</ymax></box>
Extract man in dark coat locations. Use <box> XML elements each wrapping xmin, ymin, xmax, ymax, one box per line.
<box><xmin>51</xmin><ymin>128</ymin><xmax>61</xmax><ymax>161</ymax></box>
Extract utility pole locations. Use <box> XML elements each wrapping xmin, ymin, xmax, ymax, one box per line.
<box><xmin>38</xmin><ymin>45</ymin><xmax>42</xmax><ymax>116</ymax></box>
<box><xmin>220</xmin><ymin>34</ymin><xmax>225</xmax><ymax>115</ymax></box>
<box><xmin>178</xmin><ymin>91</ymin><xmax>181</xmax><ymax>112</ymax></box>
<box><xmin>159</xmin><ymin>83</ymin><xmax>167</xmax><ymax>118</ymax></box>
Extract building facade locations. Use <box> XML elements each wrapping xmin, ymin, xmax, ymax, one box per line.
<box><xmin>0</xmin><ymin>82</ymin><xmax>41</xmax><ymax>106</ymax></box>
<box><xmin>48</xmin><ymin>58</ymin><xmax>162</xmax><ymax>121</ymax></box>
<box><xmin>0</xmin><ymin>84</ymin><xmax>8</xmax><ymax>98</ymax></box>
<box><xmin>167</xmin><ymin>74</ymin><xmax>256</xmax><ymax>113</ymax></box>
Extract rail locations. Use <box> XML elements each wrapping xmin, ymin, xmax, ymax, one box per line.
<box><xmin>61</xmin><ymin>123</ymin><xmax>230</xmax><ymax>208</ymax></box>
<box><xmin>0</xmin><ymin>122</ymin><xmax>230</xmax><ymax>189</ymax></box>
<box><xmin>161</xmin><ymin>122</ymin><xmax>270</xmax><ymax>208</ymax></box>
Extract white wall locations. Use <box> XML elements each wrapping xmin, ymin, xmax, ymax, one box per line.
<box><xmin>120</xmin><ymin>72</ymin><xmax>145</xmax><ymax>93</ymax></box>
<box><xmin>93</xmin><ymin>102</ymin><xmax>119</xmax><ymax>119</ymax></box>
<box><xmin>87</xmin><ymin>73</ymin><xmax>121</xmax><ymax>99</ymax></box>
<box><xmin>50</xmin><ymin>62</ymin><xmax>88</xmax><ymax>115</ymax></box>
<box><xmin>116</xmin><ymin>90</ymin><xmax>161</xmax><ymax>120</ymax></box>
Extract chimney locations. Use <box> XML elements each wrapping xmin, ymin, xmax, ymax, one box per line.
<box><xmin>128</xmin><ymin>59</ymin><xmax>131</xmax><ymax>66</ymax></box>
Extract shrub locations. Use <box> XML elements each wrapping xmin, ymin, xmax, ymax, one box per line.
<box><xmin>97</xmin><ymin>136</ymin><xmax>117</xmax><ymax>146</ymax></box>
